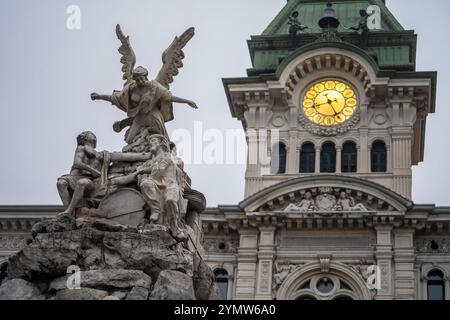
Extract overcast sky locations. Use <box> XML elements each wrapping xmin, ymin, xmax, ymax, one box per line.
<box><xmin>0</xmin><ymin>0</ymin><xmax>449</xmax><ymax>207</ymax></box>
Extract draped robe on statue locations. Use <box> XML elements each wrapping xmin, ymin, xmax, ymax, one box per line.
<box><xmin>110</xmin><ymin>80</ymin><xmax>174</xmax><ymax>143</ymax></box>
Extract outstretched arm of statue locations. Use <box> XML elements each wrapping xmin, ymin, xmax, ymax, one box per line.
<box><xmin>90</xmin><ymin>93</ymin><xmax>113</xmax><ymax>103</ymax></box>
<box><xmin>109</xmin><ymin>152</ymin><xmax>152</xmax><ymax>163</ymax></box>
<box><xmin>110</xmin><ymin>171</ymin><xmax>141</xmax><ymax>187</ymax></box>
<box><xmin>72</xmin><ymin>148</ymin><xmax>102</xmax><ymax>178</ymax></box>
<box><xmin>171</xmin><ymin>96</ymin><xmax>198</xmax><ymax>109</ymax></box>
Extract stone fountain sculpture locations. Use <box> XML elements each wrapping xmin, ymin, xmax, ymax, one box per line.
<box><xmin>0</xmin><ymin>25</ymin><xmax>218</xmax><ymax>301</ymax></box>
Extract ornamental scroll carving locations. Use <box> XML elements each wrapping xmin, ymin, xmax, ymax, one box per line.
<box><xmin>272</xmin><ymin>261</ymin><xmax>303</xmax><ymax>294</ymax></box>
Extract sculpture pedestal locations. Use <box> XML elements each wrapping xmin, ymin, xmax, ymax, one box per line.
<box><xmin>0</xmin><ymin>216</ymin><xmax>218</xmax><ymax>300</ymax></box>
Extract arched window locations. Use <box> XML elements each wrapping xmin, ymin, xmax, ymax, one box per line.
<box><xmin>427</xmin><ymin>270</ymin><xmax>445</xmax><ymax>300</ymax></box>
<box><xmin>371</xmin><ymin>141</ymin><xmax>387</xmax><ymax>172</ymax></box>
<box><xmin>214</xmin><ymin>269</ymin><xmax>229</xmax><ymax>300</ymax></box>
<box><xmin>320</xmin><ymin>142</ymin><xmax>336</xmax><ymax>173</ymax></box>
<box><xmin>300</xmin><ymin>143</ymin><xmax>315</xmax><ymax>173</ymax></box>
<box><xmin>342</xmin><ymin>142</ymin><xmax>357</xmax><ymax>173</ymax></box>
<box><xmin>291</xmin><ymin>275</ymin><xmax>359</xmax><ymax>300</ymax></box>
<box><xmin>271</xmin><ymin>143</ymin><xmax>287</xmax><ymax>174</ymax></box>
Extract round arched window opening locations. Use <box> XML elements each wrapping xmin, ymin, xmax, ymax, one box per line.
<box><xmin>317</xmin><ymin>277</ymin><xmax>334</xmax><ymax>294</ymax></box>
<box><xmin>287</xmin><ymin>272</ymin><xmax>368</xmax><ymax>300</ymax></box>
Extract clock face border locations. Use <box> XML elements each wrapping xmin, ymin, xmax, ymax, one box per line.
<box><xmin>301</xmin><ymin>79</ymin><xmax>359</xmax><ymax>127</ymax></box>
<box><xmin>297</xmin><ymin>78</ymin><xmax>361</xmax><ymax>137</ymax></box>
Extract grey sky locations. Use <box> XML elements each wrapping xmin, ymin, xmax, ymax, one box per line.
<box><xmin>0</xmin><ymin>0</ymin><xmax>449</xmax><ymax>207</ymax></box>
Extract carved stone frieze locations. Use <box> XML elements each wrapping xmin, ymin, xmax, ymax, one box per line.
<box><xmin>415</xmin><ymin>238</ymin><xmax>450</xmax><ymax>254</ymax></box>
<box><xmin>203</xmin><ymin>237</ymin><xmax>238</xmax><ymax>254</ymax></box>
<box><xmin>282</xmin><ymin>187</ymin><xmax>369</xmax><ymax>215</ymax></box>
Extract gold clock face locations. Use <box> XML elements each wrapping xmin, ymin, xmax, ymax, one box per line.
<box><xmin>302</xmin><ymin>80</ymin><xmax>358</xmax><ymax>126</ymax></box>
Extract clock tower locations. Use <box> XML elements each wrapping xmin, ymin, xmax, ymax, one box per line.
<box><xmin>199</xmin><ymin>0</ymin><xmax>447</xmax><ymax>301</ymax></box>
<box><xmin>223</xmin><ymin>0</ymin><xmax>436</xmax><ymax>200</ymax></box>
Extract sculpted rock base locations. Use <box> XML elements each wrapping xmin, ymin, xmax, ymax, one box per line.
<box><xmin>0</xmin><ymin>218</ymin><xmax>217</xmax><ymax>300</ymax></box>
<box><xmin>150</xmin><ymin>270</ymin><xmax>196</xmax><ymax>300</ymax></box>
<box><xmin>0</xmin><ymin>279</ymin><xmax>45</xmax><ymax>300</ymax></box>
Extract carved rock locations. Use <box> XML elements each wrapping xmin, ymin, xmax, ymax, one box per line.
<box><xmin>31</xmin><ymin>213</ymin><xmax>76</xmax><ymax>238</ymax></box>
<box><xmin>56</xmin><ymin>288</ymin><xmax>109</xmax><ymax>300</ymax></box>
<box><xmin>0</xmin><ymin>279</ymin><xmax>44</xmax><ymax>300</ymax></box>
<box><xmin>192</xmin><ymin>255</ymin><xmax>219</xmax><ymax>300</ymax></box>
<box><xmin>4</xmin><ymin>220</ymin><xmax>217</xmax><ymax>300</ymax></box>
<box><xmin>49</xmin><ymin>269</ymin><xmax>151</xmax><ymax>292</ymax></box>
<box><xmin>150</xmin><ymin>270</ymin><xmax>196</xmax><ymax>300</ymax></box>
<box><xmin>8</xmin><ymin>226</ymin><xmax>191</xmax><ymax>281</ymax></box>
<box><xmin>125</xmin><ymin>286</ymin><xmax>149</xmax><ymax>300</ymax></box>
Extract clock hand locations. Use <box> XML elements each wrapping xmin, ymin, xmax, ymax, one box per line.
<box><xmin>329</xmin><ymin>99</ymin><xmax>339</xmax><ymax>115</ymax></box>
<box><xmin>316</xmin><ymin>93</ymin><xmax>339</xmax><ymax>116</ymax></box>
<box><xmin>315</xmin><ymin>101</ymin><xmax>331</xmax><ymax>108</ymax></box>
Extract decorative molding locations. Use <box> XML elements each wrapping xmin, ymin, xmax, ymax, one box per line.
<box><xmin>415</xmin><ymin>238</ymin><xmax>450</xmax><ymax>254</ymax></box>
<box><xmin>263</xmin><ymin>186</ymin><xmax>383</xmax><ymax>214</ymax></box>
<box><xmin>319</xmin><ymin>256</ymin><xmax>331</xmax><ymax>272</ymax></box>
<box><xmin>203</xmin><ymin>237</ymin><xmax>238</xmax><ymax>254</ymax></box>
<box><xmin>298</xmin><ymin>112</ymin><xmax>360</xmax><ymax>137</ymax></box>
<box><xmin>272</xmin><ymin>261</ymin><xmax>303</xmax><ymax>294</ymax></box>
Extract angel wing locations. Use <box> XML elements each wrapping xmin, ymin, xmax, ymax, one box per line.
<box><xmin>116</xmin><ymin>24</ymin><xmax>136</xmax><ymax>82</ymax></box>
<box><xmin>156</xmin><ymin>27</ymin><xmax>195</xmax><ymax>89</ymax></box>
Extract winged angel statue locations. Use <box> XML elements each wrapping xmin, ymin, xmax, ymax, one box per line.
<box><xmin>91</xmin><ymin>25</ymin><xmax>198</xmax><ymax>144</ymax></box>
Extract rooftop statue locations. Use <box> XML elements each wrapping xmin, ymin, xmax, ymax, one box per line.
<box><xmin>346</xmin><ymin>10</ymin><xmax>374</xmax><ymax>50</ymax></box>
<box><xmin>91</xmin><ymin>25</ymin><xmax>198</xmax><ymax>143</ymax></box>
<box><xmin>287</xmin><ymin>11</ymin><xmax>309</xmax><ymax>51</ymax></box>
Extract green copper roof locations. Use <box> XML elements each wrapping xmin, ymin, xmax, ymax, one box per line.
<box><xmin>245</xmin><ymin>0</ymin><xmax>415</xmax><ymax>75</ymax></box>
<box><xmin>263</xmin><ymin>0</ymin><xmax>404</xmax><ymax>35</ymax></box>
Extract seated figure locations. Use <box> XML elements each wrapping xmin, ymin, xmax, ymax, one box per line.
<box><xmin>57</xmin><ymin>131</ymin><xmax>151</xmax><ymax>216</ymax></box>
<box><xmin>334</xmin><ymin>192</ymin><xmax>367</xmax><ymax>212</ymax></box>
<box><xmin>110</xmin><ymin>134</ymin><xmax>187</xmax><ymax>241</ymax></box>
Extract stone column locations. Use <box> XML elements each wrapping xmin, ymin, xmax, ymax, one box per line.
<box><xmin>315</xmin><ymin>146</ymin><xmax>321</xmax><ymax>173</ymax></box>
<box><xmin>234</xmin><ymin>229</ymin><xmax>259</xmax><ymax>300</ymax></box>
<box><xmin>286</xmin><ymin>131</ymin><xmax>298</xmax><ymax>174</ymax></box>
<box><xmin>358</xmin><ymin>101</ymin><xmax>369</xmax><ymax>173</ymax></box>
<box><xmin>357</xmin><ymin>145</ymin><xmax>361</xmax><ymax>173</ymax></box>
<box><xmin>336</xmin><ymin>146</ymin><xmax>342</xmax><ymax>174</ymax></box>
<box><xmin>359</xmin><ymin>129</ymin><xmax>369</xmax><ymax>173</ymax></box>
<box><xmin>255</xmin><ymin>226</ymin><xmax>276</xmax><ymax>300</ymax></box>
<box><xmin>393</xmin><ymin>229</ymin><xmax>416</xmax><ymax>299</ymax></box>
<box><xmin>375</xmin><ymin>226</ymin><xmax>394</xmax><ymax>300</ymax></box>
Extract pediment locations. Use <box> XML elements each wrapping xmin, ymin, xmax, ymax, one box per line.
<box><xmin>240</xmin><ymin>175</ymin><xmax>413</xmax><ymax>214</ymax></box>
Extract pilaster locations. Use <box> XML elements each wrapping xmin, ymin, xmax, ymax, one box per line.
<box><xmin>235</xmin><ymin>229</ymin><xmax>259</xmax><ymax>299</ymax></box>
<box><xmin>375</xmin><ymin>226</ymin><xmax>394</xmax><ymax>300</ymax></box>
<box><xmin>393</xmin><ymin>229</ymin><xmax>416</xmax><ymax>299</ymax></box>
<box><xmin>255</xmin><ymin>227</ymin><xmax>276</xmax><ymax>300</ymax></box>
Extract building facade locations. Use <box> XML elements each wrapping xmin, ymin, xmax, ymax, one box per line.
<box><xmin>200</xmin><ymin>0</ymin><xmax>450</xmax><ymax>300</ymax></box>
<box><xmin>1</xmin><ymin>0</ymin><xmax>449</xmax><ymax>300</ymax></box>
